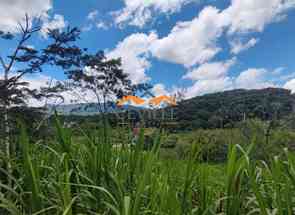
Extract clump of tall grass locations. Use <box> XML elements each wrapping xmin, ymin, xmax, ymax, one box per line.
<box><xmin>0</xmin><ymin>117</ymin><xmax>295</xmax><ymax>214</ymax></box>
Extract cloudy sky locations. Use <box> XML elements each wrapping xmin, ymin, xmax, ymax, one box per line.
<box><xmin>1</xmin><ymin>0</ymin><xmax>295</xmax><ymax>102</ymax></box>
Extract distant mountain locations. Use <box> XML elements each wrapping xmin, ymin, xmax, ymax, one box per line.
<box><xmin>175</xmin><ymin>88</ymin><xmax>295</xmax><ymax>129</ymax></box>
<box><xmin>47</xmin><ymin>102</ymin><xmax>145</xmax><ymax>115</ymax></box>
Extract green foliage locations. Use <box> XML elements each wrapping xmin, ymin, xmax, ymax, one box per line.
<box><xmin>1</xmin><ymin>116</ymin><xmax>295</xmax><ymax>214</ymax></box>
<box><xmin>163</xmin><ymin>119</ymin><xmax>295</xmax><ymax>162</ymax></box>
<box><xmin>176</xmin><ymin>88</ymin><xmax>295</xmax><ymax>129</ymax></box>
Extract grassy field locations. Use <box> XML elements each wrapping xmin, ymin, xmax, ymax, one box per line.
<box><xmin>1</xmin><ymin>118</ymin><xmax>295</xmax><ymax>214</ymax></box>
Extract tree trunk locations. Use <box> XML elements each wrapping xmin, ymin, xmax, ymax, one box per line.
<box><xmin>4</xmin><ymin>106</ymin><xmax>11</xmax><ymax>180</ymax></box>
<box><xmin>3</xmin><ymin>69</ymin><xmax>12</xmax><ymax>188</ymax></box>
<box><xmin>102</xmin><ymin>95</ymin><xmax>108</xmax><ymax>145</ymax></box>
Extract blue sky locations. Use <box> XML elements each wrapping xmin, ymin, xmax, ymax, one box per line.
<box><xmin>1</xmin><ymin>0</ymin><xmax>295</xmax><ymax>102</ymax></box>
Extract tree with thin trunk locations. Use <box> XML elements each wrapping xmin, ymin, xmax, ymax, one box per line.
<box><xmin>0</xmin><ymin>15</ymin><xmax>80</xmax><ymax>186</ymax></box>
<box><xmin>63</xmin><ymin>51</ymin><xmax>137</xmax><ymax>143</ymax></box>
<box><xmin>0</xmin><ymin>15</ymin><xmax>45</xmax><ymax>186</ymax></box>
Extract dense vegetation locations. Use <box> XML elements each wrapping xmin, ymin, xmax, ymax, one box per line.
<box><xmin>176</xmin><ymin>88</ymin><xmax>295</xmax><ymax>129</ymax></box>
<box><xmin>0</xmin><ymin>118</ymin><xmax>295</xmax><ymax>214</ymax></box>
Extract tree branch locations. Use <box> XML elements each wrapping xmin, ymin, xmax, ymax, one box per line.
<box><xmin>5</xmin><ymin>15</ymin><xmax>32</xmax><ymax>76</ymax></box>
<box><xmin>0</xmin><ymin>56</ymin><xmax>6</xmax><ymax>70</ymax></box>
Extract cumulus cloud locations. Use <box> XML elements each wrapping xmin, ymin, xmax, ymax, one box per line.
<box><xmin>22</xmin><ymin>75</ymin><xmax>68</xmax><ymax>107</ymax></box>
<box><xmin>183</xmin><ymin>58</ymin><xmax>236</xmax><ymax>81</ymax></box>
<box><xmin>181</xmin><ymin>66</ymin><xmax>293</xmax><ymax>98</ymax></box>
<box><xmin>184</xmin><ymin>77</ymin><xmax>234</xmax><ymax>98</ymax></box>
<box><xmin>100</xmin><ymin>0</ymin><xmax>295</xmax><ymax>102</ymax></box>
<box><xmin>284</xmin><ymin>78</ymin><xmax>295</xmax><ymax>93</ymax></box>
<box><xmin>25</xmin><ymin>74</ymin><xmax>99</xmax><ymax>107</ymax></box>
<box><xmin>17</xmin><ymin>0</ymin><xmax>295</xmax><ymax>103</ymax></box>
<box><xmin>235</xmin><ymin>68</ymin><xmax>276</xmax><ymax>89</ymax></box>
<box><xmin>0</xmin><ymin>0</ymin><xmax>52</xmax><ymax>33</ymax></box>
<box><xmin>152</xmin><ymin>83</ymin><xmax>168</xmax><ymax>96</ymax></box>
<box><xmin>108</xmin><ymin>0</ymin><xmax>295</xmax><ymax>87</ymax></box>
<box><xmin>181</xmin><ymin>58</ymin><xmax>235</xmax><ymax>98</ymax></box>
<box><xmin>20</xmin><ymin>74</ymin><xmax>56</xmax><ymax>107</ymax></box>
<box><xmin>107</xmin><ymin>32</ymin><xmax>158</xmax><ymax>84</ymax></box>
<box><xmin>87</xmin><ymin>10</ymin><xmax>98</xmax><ymax>20</ymax></box>
<box><xmin>112</xmin><ymin>0</ymin><xmax>199</xmax><ymax>28</ymax></box>
<box><xmin>149</xmin><ymin>0</ymin><xmax>295</xmax><ymax>67</ymax></box>
<box><xmin>0</xmin><ymin>0</ymin><xmax>69</xmax><ymax>38</ymax></box>
<box><xmin>41</xmin><ymin>14</ymin><xmax>67</xmax><ymax>38</ymax></box>
<box><xmin>96</xmin><ymin>21</ymin><xmax>108</xmax><ymax>30</ymax></box>
<box><xmin>223</xmin><ymin>0</ymin><xmax>295</xmax><ymax>34</ymax></box>
<box><xmin>151</xmin><ymin>0</ymin><xmax>295</xmax><ymax>97</ymax></box>
<box><xmin>230</xmin><ymin>38</ymin><xmax>259</xmax><ymax>54</ymax></box>
<box><xmin>85</xmin><ymin>10</ymin><xmax>110</xmax><ymax>31</ymax></box>
<box><xmin>150</xmin><ymin>6</ymin><xmax>226</xmax><ymax>67</ymax></box>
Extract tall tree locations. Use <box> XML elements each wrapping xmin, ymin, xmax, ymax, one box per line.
<box><xmin>0</xmin><ymin>15</ymin><xmax>80</xmax><ymax>183</ymax></box>
<box><xmin>0</xmin><ymin>16</ymin><xmax>44</xmax><ymax>182</ymax></box>
<box><xmin>63</xmin><ymin>51</ymin><xmax>137</xmax><ymax>143</ymax></box>
<box><xmin>66</xmin><ymin>51</ymin><xmax>133</xmax><ymax>113</ymax></box>
<box><xmin>41</xmin><ymin>27</ymin><xmax>153</xmax><ymax>117</ymax></box>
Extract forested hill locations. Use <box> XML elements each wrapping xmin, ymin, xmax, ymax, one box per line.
<box><xmin>56</xmin><ymin>88</ymin><xmax>295</xmax><ymax>130</ymax></box>
<box><xmin>175</xmin><ymin>88</ymin><xmax>295</xmax><ymax>129</ymax></box>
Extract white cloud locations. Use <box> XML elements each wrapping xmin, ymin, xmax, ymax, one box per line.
<box><xmin>0</xmin><ymin>0</ymin><xmax>69</xmax><ymax>38</ymax></box>
<box><xmin>25</xmin><ymin>74</ymin><xmax>99</xmax><ymax>107</ymax></box>
<box><xmin>86</xmin><ymin>10</ymin><xmax>110</xmax><ymax>30</ymax></box>
<box><xmin>152</xmin><ymin>83</ymin><xmax>168</xmax><ymax>96</ymax></box>
<box><xmin>2</xmin><ymin>1</ymin><xmax>293</xmax><ymax>105</ymax></box>
<box><xmin>284</xmin><ymin>78</ymin><xmax>295</xmax><ymax>93</ymax></box>
<box><xmin>230</xmin><ymin>38</ymin><xmax>259</xmax><ymax>54</ymax></box>
<box><xmin>108</xmin><ymin>0</ymin><xmax>295</xmax><ymax>85</ymax></box>
<box><xmin>82</xmin><ymin>25</ymin><xmax>93</xmax><ymax>32</ymax></box>
<box><xmin>109</xmin><ymin>6</ymin><xmax>227</xmax><ymax>86</ymax></box>
<box><xmin>223</xmin><ymin>0</ymin><xmax>295</xmax><ymax>34</ymax></box>
<box><xmin>235</xmin><ymin>68</ymin><xmax>275</xmax><ymax>89</ymax></box>
<box><xmin>184</xmin><ymin>77</ymin><xmax>234</xmax><ymax>98</ymax></box>
<box><xmin>181</xmin><ymin>59</ymin><xmax>235</xmax><ymax>98</ymax></box>
<box><xmin>182</xmin><ymin>66</ymin><xmax>291</xmax><ymax>98</ymax></box>
<box><xmin>107</xmin><ymin>32</ymin><xmax>158</xmax><ymax>84</ymax></box>
<box><xmin>149</xmin><ymin>0</ymin><xmax>295</xmax><ymax>67</ymax></box>
<box><xmin>148</xmin><ymin>0</ymin><xmax>295</xmax><ymax>97</ymax></box>
<box><xmin>21</xmin><ymin>74</ymin><xmax>56</xmax><ymax>107</ymax></box>
<box><xmin>96</xmin><ymin>21</ymin><xmax>108</xmax><ymax>30</ymax></box>
<box><xmin>183</xmin><ymin>58</ymin><xmax>236</xmax><ymax>81</ymax></box>
<box><xmin>41</xmin><ymin>14</ymin><xmax>67</xmax><ymax>38</ymax></box>
<box><xmin>114</xmin><ymin>6</ymin><xmax>152</xmax><ymax>28</ymax></box>
<box><xmin>112</xmin><ymin>0</ymin><xmax>199</xmax><ymax>28</ymax></box>
<box><xmin>87</xmin><ymin>10</ymin><xmax>98</xmax><ymax>20</ymax></box>
<box><xmin>0</xmin><ymin>0</ymin><xmax>52</xmax><ymax>33</ymax></box>
<box><xmin>26</xmin><ymin>74</ymin><xmax>52</xmax><ymax>91</ymax></box>
<box><xmin>150</xmin><ymin>6</ymin><xmax>226</xmax><ymax>67</ymax></box>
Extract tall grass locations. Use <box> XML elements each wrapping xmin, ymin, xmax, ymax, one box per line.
<box><xmin>0</xmin><ymin>117</ymin><xmax>295</xmax><ymax>214</ymax></box>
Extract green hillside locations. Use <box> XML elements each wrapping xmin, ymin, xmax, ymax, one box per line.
<box><xmin>176</xmin><ymin>88</ymin><xmax>295</xmax><ymax>129</ymax></box>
